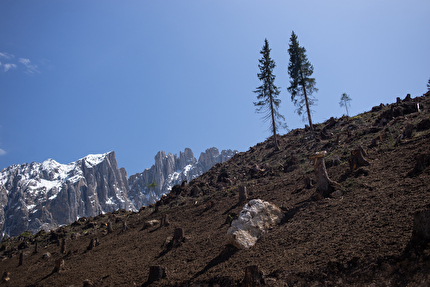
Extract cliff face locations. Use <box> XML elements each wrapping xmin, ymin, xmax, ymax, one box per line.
<box><xmin>0</xmin><ymin>151</ymin><xmax>134</xmax><ymax>237</ymax></box>
<box><xmin>128</xmin><ymin>147</ymin><xmax>237</xmax><ymax>207</ymax></box>
<box><xmin>0</xmin><ymin>147</ymin><xmax>237</xmax><ymax>237</ymax></box>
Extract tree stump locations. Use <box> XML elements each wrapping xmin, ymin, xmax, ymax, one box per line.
<box><xmin>238</xmin><ymin>186</ymin><xmax>247</xmax><ymax>203</ymax></box>
<box><xmin>147</xmin><ymin>266</ymin><xmax>166</xmax><ymax>284</ymax></box>
<box><xmin>412</xmin><ymin>210</ymin><xmax>430</xmax><ymax>242</ymax></box>
<box><xmin>60</xmin><ymin>238</ymin><xmax>66</xmax><ymax>254</ymax></box>
<box><xmin>107</xmin><ymin>221</ymin><xmax>113</xmax><ymax>233</ymax></box>
<box><xmin>172</xmin><ymin>228</ymin><xmax>184</xmax><ymax>247</ymax></box>
<box><xmin>87</xmin><ymin>238</ymin><xmax>99</xmax><ymax>250</ymax></box>
<box><xmin>122</xmin><ymin>221</ymin><xmax>127</xmax><ymax>232</ymax></box>
<box><xmin>309</xmin><ymin>151</ymin><xmax>339</xmax><ymax>197</ymax></box>
<box><xmin>18</xmin><ymin>252</ymin><xmax>23</xmax><ymax>266</ymax></box>
<box><xmin>243</xmin><ymin>265</ymin><xmax>264</xmax><ymax>287</ymax></box>
<box><xmin>161</xmin><ymin>214</ymin><xmax>170</xmax><ymax>227</ymax></box>
<box><xmin>34</xmin><ymin>241</ymin><xmax>38</xmax><ymax>254</ymax></box>
<box><xmin>349</xmin><ymin>146</ymin><xmax>370</xmax><ymax>171</ymax></box>
<box><xmin>53</xmin><ymin>259</ymin><xmax>65</xmax><ymax>273</ymax></box>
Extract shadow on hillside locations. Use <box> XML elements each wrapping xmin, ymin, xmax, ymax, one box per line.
<box><xmin>280</xmin><ymin>197</ymin><xmax>314</xmax><ymax>225</ymax></box>
<box><xmin>192</xmin><ymin>244</ymin><xmax>238</xmax><ymax>279</ymax></box>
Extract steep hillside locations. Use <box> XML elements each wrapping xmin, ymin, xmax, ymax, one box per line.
<box><xmin>0</xmin><ymin>93</ymin><xmax>430</xmax><ymax>286</ymax></box>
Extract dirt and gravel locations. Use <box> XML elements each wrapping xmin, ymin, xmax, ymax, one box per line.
<box><xmin>1</xmin><ymin>92</ymin><xmax>430</xmax><ymax>286</ymax></box>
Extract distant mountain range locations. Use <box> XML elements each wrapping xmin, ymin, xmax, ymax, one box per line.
<box><xmin>0</xmin><ymin>147</ymin><xmax>236</xmax><ymax>238</ymax></box>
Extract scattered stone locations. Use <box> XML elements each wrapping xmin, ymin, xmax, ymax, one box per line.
<box><xmin>226</xmin><ymin>199</ymin><xmax>284</xmax><ymax>249</ymax></box>
<box><xmin>331</xmin><ymin>190</ymin><xmax>343</xmax><ymax>199</ymax></box>
<box><xmin>42</xmin><ymin>252</ymin><xmax>51</xmax><ymax>259</ymax></box>
<box><xmin>2</xmin><ymin>271</ymin><xmax>10</xmax><ymax>282</ymax></box>
<box><xmin>143</xmin><ymin>220</ymin><xmax>160</xmax><ymax>229</ymax></box>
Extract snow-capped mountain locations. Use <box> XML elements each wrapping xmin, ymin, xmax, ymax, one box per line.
<box><xmin>0</xmin><ymin>151</ymin><xmax>134</xmax><ymax>237</ymax></box>
<box><xmin>128</xmin><ymin>147</ymin><xmax>237</xmax><ymax>207</ymax></box>
<box><xmin>0</xmin><ymin>147</ymin><xmax>237</xmax><ymax>238</ymax></box>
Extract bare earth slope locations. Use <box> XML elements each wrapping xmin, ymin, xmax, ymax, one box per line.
<box><xmin>1</xmin><ymin>92</ymin><xmax>430</xmax><ymax>286</ymax></box>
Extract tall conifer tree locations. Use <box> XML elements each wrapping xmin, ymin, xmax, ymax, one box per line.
<box><xmin>254</xmin><ymin>39</ymin><xmax>285</xmax><ymax>151</ymax></box>
<box><xmin>287</xmin><ymin>31</ymin><xmax>318</xmax><ymax>131</ymax></box>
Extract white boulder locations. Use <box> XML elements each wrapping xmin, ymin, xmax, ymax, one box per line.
<box><xmin>226</xmin><ymin>199</ymin><xmax>284</xmax><ymax>249</ymax></box>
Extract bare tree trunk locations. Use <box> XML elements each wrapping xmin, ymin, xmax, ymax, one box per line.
<box><xmin>18</xmin><ymin>252</ymin><xmax>23</xmax><ymax>266</ymax></box>
<box><xmin>310</xmin><ymin>151</ymin><xmax>339</xmax><ymax>197</ymax></box>
<box><xmin>53</xmin><ymin>259</ymin><xmax>65</xmax><ymax>273</ymax></box>
<box><xmin>60</xmin><ymin>238</ymin><xmax>66</xmax><ymax>254</ymax></box>
<box><xmin>301</xmin><ymin>72</ymin><xmax>313</xmax><ymax>131</ymax></box>
<box><xmin>269</xmin><ymin>97</ymin><xmax>279</xmax><ymax>151</ymax></box>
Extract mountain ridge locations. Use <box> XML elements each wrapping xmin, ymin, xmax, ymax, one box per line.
<box><xmin>0</xmin><ymin>147</ymin><xmax>237</xmax><ymax>237</ymax></box>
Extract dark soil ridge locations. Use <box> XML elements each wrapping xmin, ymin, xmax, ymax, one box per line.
<box><xmin>1</xmin><ymin>92</ymin><xmax>430</xmax><ymax>286</ymax></box>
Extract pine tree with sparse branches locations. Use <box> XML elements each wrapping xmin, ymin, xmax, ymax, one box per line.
<box><xmin>254</xmin><ymin>39</ymin><xmax>286</xmax><ymax>151</ymax></box>
<box><xmin>427</xmin><ymin>78</ymin><xmax>430</xmax><ymax>91</ymax></box>
<box><xmin>339</xmin><ymin>93</ymin><xmax>352</xmax><ymax>117</ymax></box>
<box><xmin>287</xmin><ymin>31</ymin><xmax>318</xmax><ymax>131</ymax></box>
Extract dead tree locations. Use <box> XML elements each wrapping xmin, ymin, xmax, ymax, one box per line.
<box><xmin>243</xmin><ymin>265</ymin><xmax>264</xmax><ymax>287</ymax></box>
<box><xmin>122</xmin><ymin>221</ymin><xmax>127</xmax><ymax>232</ymax></box>
<box><xmin>349</xmin><ymin>146</ymin><xmax>370</xmax><ymax>171</ymax></box>
<box><xmin>309</xmin><ymin>151</ymin><xmax>339</xmax><ymax>197</ymax></box>
<box><xmin>147</xmin><ymin>266</ymin><xmax>167</xmax><ymax>284</ymax></box>
<box><xmin>238</xmin><ymin>186</ymin><xmax>248</xmax><ymax>203</ymax></box>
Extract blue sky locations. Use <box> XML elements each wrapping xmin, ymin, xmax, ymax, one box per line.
<box><xmin>1</xmin><ymin>1</ymin><xmax>429</xmax><ymax>175</ymax></box>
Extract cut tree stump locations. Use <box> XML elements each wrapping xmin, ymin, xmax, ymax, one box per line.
<box><xmin>349</xmin><ymin>146</ymin><xmax>370</xmax><ymax>171</ymax></box>
<box><xmin>309</xmin><ymin>151</ymin><xmax>340</xmax><ymax>197</ymax></box>
<box><xmin>53</xmin><ymin>259</ymin><xmax>65</xmax><ymax>273</ymax></box>
<box><xmin>238</xmin><ymin>186</ymin><xmax>247</xmax><ymax>203</ymax></box>
<box><xmin>161</xmin><ymin>214</ymin><xmax>170</xmax><ymax>227</ymax></box>
<box><xmin>18</xmin><ymin>252</ymin><xmax>23</xmax><ymax>266</ymax></box>
<box><xmin>107</xmin><ymin>221</ymin><xmax>113</xmax><ymax>233</ymax></box>
<box><xmin>172</xmin><ymin>228</ymin><xmax>184</xmax><ymax>247</ymax></box>
<box><xmin>243</xmin><ymin>265</ymin><xmax>264</xmax><ymax>287</ymax></box>
<box><xmin>147</xmin><ymin>266</ymin><xmax>167</xmax><ymax>284</ymax></box>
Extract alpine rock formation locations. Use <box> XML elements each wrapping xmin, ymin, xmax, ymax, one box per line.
<box><xmin>0</xmin><ymin>147</ymin><xmax>236</xmax><ymax>238</ymax></box>
<box><xmin>0</xmin><ymin>152</ymin><xmax>134</xmax><ymax>237</ymax></box>
<box><xmin>128</xmin><ymin>147</ymin><xmax>237</xmax><ymax>208</ymax></box>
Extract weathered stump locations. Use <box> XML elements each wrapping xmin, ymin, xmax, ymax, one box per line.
<box><xmin>18</xmin><ymin>252</ymin><xmax>23</xmax><ymax>266</ymax></box>
<box><xmin>34</xmin><ymin>241</ymin><xmax>38</xmax><ymax>254</ymax></box>
<box><xmin>243</xmin><ymin>265</ymin><xmax>264</xmax><ymax>287</ymax></box>
<box><xmin>349</xmin><ymin>146</ymin><xmax>370</xmax><ymax>171</ymax></box>
<box><xmin>60</xmin><ymin>238</ymin><xmax>66</xmax><ymax>254</ymax></box>
<box><xmin>161</xmin><ymin>214</ymin><xmax>170</xmax><ymax>227</ymax></box>
<box><xmin>309</xmin><ymin>151</ymin><xmax>339</xmax><ymax>197</ymax></box>
<box><xmin>172</xmin><ymin>228</ymin><xmax>184</xmax><ymax>247</ymax></box>
<box><xmin>238</xmin><ymin>186</ymin><xmax>247</xmax><ymax>203</ymax></box>
<box><xmin>147</xmin><ymin>266</ymin><xmax>166</xmax><ymax>284</ymax></box>
<box><xmin>122</xmin><ymin>221</ymin><xmax>127</xmax><ymax>232</ymax></box>
<box><xmin>87</xmin><ymin>238</ymin><xmax>99</xmax><ymax>250</ymax></box>
<box><xmin>412</xmin><ymin>210</ymin><xmax>430</xmax><ymax>241</ymax></box>
<box><xmin>107</xmin><ymin>221</ymin><xmax>113</xmax><ymax>233</ymax></box>
<box><xmin>53</xmin><ymin>259</ymin><xmax>65</xmax><ymax>273</ymax></box>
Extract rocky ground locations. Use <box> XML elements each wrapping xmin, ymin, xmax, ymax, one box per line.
<box><xmin>1</xmin><ymin>92</ymin><xmax>430</xmax><ymax>286</ymax></box>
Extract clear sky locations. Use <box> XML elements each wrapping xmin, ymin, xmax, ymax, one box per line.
<box><xmin>1</xmin><ymin>1</ymin><xmax>429</xmax><ymax>175</ymax></box>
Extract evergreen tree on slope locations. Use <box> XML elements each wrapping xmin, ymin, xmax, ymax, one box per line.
<box><xmin>254</xmin><ymin>38</ymin><xmax>286</xmax><ymax>151</ymax></box>
<box><xmin>287</xmin><ymin>31</ymin><xmax>318</xmax><ymax>131</ymax></box>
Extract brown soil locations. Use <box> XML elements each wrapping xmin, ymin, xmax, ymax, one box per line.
<box><xmin>1</xmin><ymin>93</ymin><xmax>430</xmax><ymax>286</ymax></box>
